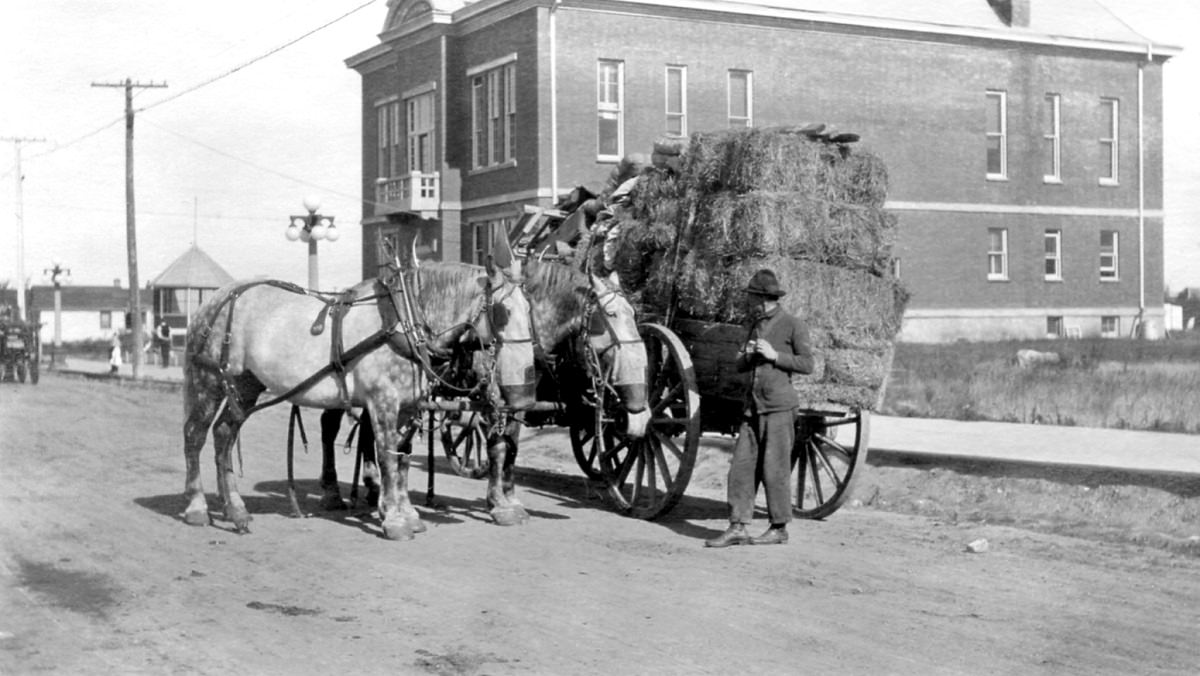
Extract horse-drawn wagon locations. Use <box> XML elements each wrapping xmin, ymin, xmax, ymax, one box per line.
<box><xmin>504</xmin><ymin>124</ymin><xmax>905</xmax><ymax>521</ymax></box>
<box><xmin>0</xmin><ymin>316</ymin><xmax>40</xmax><ymax>384</ymax></box>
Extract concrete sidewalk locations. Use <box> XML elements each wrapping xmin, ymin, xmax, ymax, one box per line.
<box><xmin>45</xmin><ymin>358</ymin><xmax>1200</xmax><ymax>476</ymax></box>
<box><xmin>871</xmin><ymin>415</ymin><xmax>1200</xmax><ymax>475</ymax></box>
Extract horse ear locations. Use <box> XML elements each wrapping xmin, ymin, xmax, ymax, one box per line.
<box><xmin>492</xmin><ymin>227</ymin><xmax>514</xmax><ymax>270</ymax></box>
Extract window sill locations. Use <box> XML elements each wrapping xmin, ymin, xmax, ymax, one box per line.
<box><xmin>467</xmin><ymin>160</ymin><xmax>517</xmax><ymax>177</ymax></box>
<box><xmin>1043</xmin><ymin>177</ymin><xmax>1062</xmax><ymax>185</ymax></box>
<box><xmin>596</xmin><ymin>155</ymin><xmax>622</xmax><ymax>164</ymax></box>
<box><xmin>986</xmin><ymin>174</ymin><xmax>1008</xmax><ymax>182</ymax></box>
<box><xmin>1044</xmin><ymin>277</ymin><xmax>1063</xmax><ymax>283</ymax></box>
<box><xmin>1098</xmin><ymin>178</ymin><xmax>1120</xmax><ymax>187</ymax></box>
<box><xmin>987</xmin><ymin>276</ymin><xmax>1010</xmax><ymax>282</ymax></box>
<box><xmin>1100</xmin><ymin>277</ymin><xmax>1121</xmax><ymax>283</ymax></box>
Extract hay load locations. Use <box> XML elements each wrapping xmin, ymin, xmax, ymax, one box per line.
<box><xmin>604</xmin><ymin>125</ymin><xmax>907</xmax><ymax>411</ymax></box>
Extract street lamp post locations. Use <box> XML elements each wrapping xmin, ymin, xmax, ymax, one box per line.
<box><xmin>285</xmin><ymin>195</ymin><xmax>338</xmax><ymax>289</ymax></box>
<box><xmin>43</xmin><ymin>260</ymin><xmax>70</xmax><ymax>369</ymax></box>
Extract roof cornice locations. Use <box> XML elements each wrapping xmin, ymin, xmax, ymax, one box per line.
<box><xmin>567</xmin><ymin>0</ymin><xmax>1183</xmax><ymax>57</ymax></box>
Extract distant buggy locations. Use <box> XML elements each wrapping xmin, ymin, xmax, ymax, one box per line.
<box><xmin>0</xmin><ymin>317</ymin><xmax>40</xmax><ymax>384</ymax></box>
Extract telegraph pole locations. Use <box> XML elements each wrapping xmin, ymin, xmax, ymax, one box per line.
<box><xmin>2</xmin><ymin>136</ymin><xmax>45</xmax><ymax>321</ymax></box>
<box><xmin>91</xmin><ymin>78</ymin><xmax>166</xmax><ymax>380</ymax></box>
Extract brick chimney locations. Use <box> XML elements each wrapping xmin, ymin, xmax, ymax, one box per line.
<box><xmin>988</xmin><ymin>0</ymin><xmax>1031</xmax><ymax>27</ymax></box>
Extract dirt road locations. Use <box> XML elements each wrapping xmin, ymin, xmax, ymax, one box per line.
<box><xmin>3</xmin><ymin>377</ymin><xmax>1199</xmax><ymax>675</ymax></box>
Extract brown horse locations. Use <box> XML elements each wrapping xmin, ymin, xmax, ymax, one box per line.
<box><xmin>182</xmin><ymin>258</ymin><xmax>535</xmax><ymax>540</ymax></box>
<box><xmin>317</xmin><ymin>256</ymin><xmax>650</xmax><ymax>523</ymax></box>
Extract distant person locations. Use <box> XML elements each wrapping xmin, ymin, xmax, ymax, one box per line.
<box><xmin>705</xmin><ymin>269</ymin><xmax>814</xmax><ymax>548</ymax></box>
<box><xmin>109</xmin><ymin>331</ymin><xmax>123</xmax><ymax>375</ymax></box>
<box><xmin>156</xmin><ymin>319</ymin><xmax>172</xmax><ymax>367</ymax></box>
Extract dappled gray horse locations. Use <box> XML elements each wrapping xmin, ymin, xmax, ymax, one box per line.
<box><xmin>182</xmin><ymin>258</ymin><xmax>535</xmax><ymax>540</ymax></box>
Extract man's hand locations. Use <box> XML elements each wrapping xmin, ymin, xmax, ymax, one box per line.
<box><xmin>749</xmin><ymin>339</ymin><xmax>778</xmax><ymax>363</ymax></box>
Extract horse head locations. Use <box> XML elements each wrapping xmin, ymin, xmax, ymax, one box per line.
<box><xmin>469</xmin><ymin>234</ymin><xmax>536</xmax><ymax>411</ymax></box>
<box><xmin>585</xmin><ymin>274</ymin><xmax>649</xmax><ymax>438</ymax></box>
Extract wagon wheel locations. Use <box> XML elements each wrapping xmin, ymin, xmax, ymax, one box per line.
<box><xmin>792</xmin><ymin>409</ymin><xmax>870</xmax><ymax>519</ymax></box>
<box><xmin>440</xmin><ymin>409</ymin><xmax>491</xmax><ymax>479</ymax></box>
<box><xmin>593</xmin><ymin>323</ymin><xmax>700</xmax><ymax>519</ymax></box>
<box><xmin>16</xmin><ymin>361</ymin><xmax>27</xmax><ymax>383</ymax></box>
<box><xmin>567</xmin><ymin>394</ymin><xmax>609</xmax><ymax>480</ymax></box>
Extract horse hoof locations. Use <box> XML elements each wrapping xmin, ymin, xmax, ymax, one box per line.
<box><xmin>406</xmin><ymin>517</ymin><xmax>427</xmax><ymax>534</ymax></box>
<box><xmin>319</xmin><ymin>494</ymin><xmax>348</xmax><ymax>511</ymax></box>
<box><xmin>381</xmin><ymin>520</ymin><xmax>415</xmax><ymax>541</ymax></box>
<box><xmin>513</xmin><ymin>505</ymin><xmax>531</xmax><ymax>523</ymax></box>
<box><xmin>183</xmin><ymin>510</ymin><xmax>210</xmax><ymax>526</ymax></box>
<box><xmin>490</xmin><ymin>508</ymin><xmax>525</xmax><ymax>527</ymax></box>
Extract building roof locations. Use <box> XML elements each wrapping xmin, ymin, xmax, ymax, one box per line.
<box><xmin>359</xmin><ymin>0</ymin><xmax>1180</xmax><ymax>58</ymax></box>
<box><xmin>27</xmin><ymin>285</ymin><xmax>152</xmax><ymax>312</ymax></box>
<box><xmin>149</xmin><ymin>245</ymin><xmax>234</xmax><ymax>289</ymax></box>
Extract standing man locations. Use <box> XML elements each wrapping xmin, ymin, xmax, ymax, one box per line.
<box><xmin>705</xmin><ymin>269</ymin><xmax>814</xmax><ymax>547</ymax></box>
<box><xmin>155</xmin><ymin>319</ymin><xmax>172</xmax><ymax>368</ymax></box>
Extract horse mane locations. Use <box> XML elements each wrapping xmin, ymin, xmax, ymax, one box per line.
<box><xmin>410</xmin><ymin>262</ymin><xmax>489</xmax><ymax>347</ymax></box>
<box><xmin>523</xmin><ymin>260</ymin><xmax>588</xmax><ymax>352</ymax></box>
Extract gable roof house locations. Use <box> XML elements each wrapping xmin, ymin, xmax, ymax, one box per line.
<box><xmin>345</xmin><ymin>0</ymin><xmax>1181</xmax><ymax>341</ymax></box>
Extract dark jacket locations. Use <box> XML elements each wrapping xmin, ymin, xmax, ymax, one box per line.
<box><xmin>736</xmin><ymin>306</ymin><xmax>814</xmax><ymax>413</ymax></box>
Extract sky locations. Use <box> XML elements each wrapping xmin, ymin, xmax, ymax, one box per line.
<box><xmin>2</xmin><ymin>0</ymin><xmax>1199</xmax><ymax>297</ymax></box>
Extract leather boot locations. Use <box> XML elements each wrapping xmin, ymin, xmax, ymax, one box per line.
<box><xmin>705</xmin><ymin>523</ymin><xmax>751</xmax><ymax>548</ymax></box>
<box><xmin>750</xmin><ymin>525</ymin><xmax>788</xmax><ymax>545</ymax></box>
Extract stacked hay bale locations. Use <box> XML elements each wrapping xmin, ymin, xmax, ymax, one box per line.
<box><xmin>608</xmin><ymin>126</ymin><xmax>908</xmax><ymax>411</ymax></box>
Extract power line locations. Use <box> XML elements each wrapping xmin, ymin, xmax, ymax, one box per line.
<box><xmin>22</xmin><ymin>0</ymin><xmax>382</xmax><ymax>165</ymax></box>
<box><xmin>140</xmin><ymin>117</ymin><xmax>372</xmax><ymax>207</ymax></box>
<box><xmin>136</xmin><ymin>0</ymin><xmax>382</xmax><ymax>115</ymax></box>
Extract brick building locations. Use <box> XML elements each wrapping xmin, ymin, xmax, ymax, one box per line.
<box><xmin>345</xmin><ymin>0</ymin><xmax>1180</xmax><ymax>341</ymax></box>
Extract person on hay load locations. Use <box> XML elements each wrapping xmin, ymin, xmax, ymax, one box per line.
<box><xmin>705</xmin><ymin>268</ymin><xmax>815</xmax><ymax>548</ymax></box>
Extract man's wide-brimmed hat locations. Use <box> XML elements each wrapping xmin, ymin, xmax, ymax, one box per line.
<box><xmin>745</xmin><ymin>269</ymin><xmax>786</xmax><ymax>298</ymax></box>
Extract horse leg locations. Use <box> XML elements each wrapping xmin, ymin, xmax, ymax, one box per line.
<box><xmin>182</xmin><ymin>376</ymin><xmax>221</xmax><ymax>526</ymax></box>
<box><xmin>501</xmin><ymin>421</ymin><xmax>529</xmax><ymax>523</ymax></box>
<box><xmin>211</xmin><ymin>375</ymin><xmax>264</xmax><ymax>533</ymax></box>
<box><xmin>369</xmin><ymin>402</ymin><xmax>419</xmax><ymax>541</ymax></box>
<box><xmin>318</xmin><ymin>409</ymin><xmax>348</xmax><ymax>511</ymax></box>
<box><xmin>356</xmin><ymin>409</ymin><xmax>381</xmax><ymax>510</ymax></box>
<box><xmin>486</xmin><ymin>427</ymin><xmax>525</xmax><ymax>527</ymax></box>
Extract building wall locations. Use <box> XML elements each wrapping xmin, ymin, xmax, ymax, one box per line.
<box><xmin>353</xmin><ymin>1</ymin><xmax>1170</xmax><ymax>342</ymax></box>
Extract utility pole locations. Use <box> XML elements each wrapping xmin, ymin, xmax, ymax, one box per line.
<box><xmin>92</xmin><ymin>78</ymin><xmax>166</xmax><ymax>380</ymax></box>
<box><xmin>2</xmin><ymin>136</ymin><xmax>45</xmax><ymax>321</ymax></box>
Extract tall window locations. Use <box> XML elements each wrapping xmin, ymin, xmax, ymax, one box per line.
<box><xmin>597</xmin><ymin>60</ymin><xmax>624</xmax><ymax>160</ymax></box>
<box><xmin>728</xmin><ymin>70</ymin><xmax>753</xmax><ymax>127</ymax></box>
<box><xmin>376</xmin><ymin>99</ymin><xmax>402</xmax><ymax>178</ymax></box>
<box><xmin>1044</xmin><ymin>229</ymin><xmax>1062</xmax><ymax>281</ymax></box>
<box><xmin>470</xmin><ymin>59</ymin><xmax>516</xmax><ymax>169</ymax></box>
<box><xmin>986</xmin><ymin>90</ymin><xmax>1007</xmax><ymax>179</ymax></box>
<box><xmin>470</xmin><ymin>218</ymin><xmax>513</xmax><ymax>265</ymax></box>
<box><xmin>665</xmin><ymin>65</ymin><xmax>687</xmax><ymax>137</ymax></box>
<box><xmin>1100</xmin><ymin>230</ymin><xmax>1119</xmax><ymax>280</ymax></box>
<box><xmin>988</xmin><ymin>228</ymin><xmax>1008</xmax><ymax>280</ymax></box>
<box><xmin>1044</xmin><ymin>94</ymin><xmax>1061</xmax><ymax>183</ymax></box>
<box><xmin>406</xmin><ymin>92</ymin><xmax>436</xmax><ymax>174</ymax></box>
<box><xmin>1100</xmin><ymin>98</ymin><xmax>1119</xmax><ymax>185</ymax></box>
<box><xmin>100</xmin><ymin>310</ymin><xmax>113</xmax><ymax>330</ymax></box>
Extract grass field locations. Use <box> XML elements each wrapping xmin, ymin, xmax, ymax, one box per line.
<box><xmin>881</xmin><ymin>333</ymin><xmax>1200</xmax><ymax>433</ymax></box>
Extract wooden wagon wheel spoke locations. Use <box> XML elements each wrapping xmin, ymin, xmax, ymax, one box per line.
<box><xmin>650</xmin><ymin>438</ymin><xmax>675</xmax><ymax>486</ymax></box>
<box><xmin>441</xmin><ymin>411</ymin><xmax>491</xmax><ymax>479</ymax></box>
<box><xmin>805</xmin><ymin>440</ymin><xmax>828</xmax><ymax>505</ymax></box>
<box><xmin>810</xmin><ymin>433</ymin><xmax>853</xmax><ymax>465</ymax></box>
